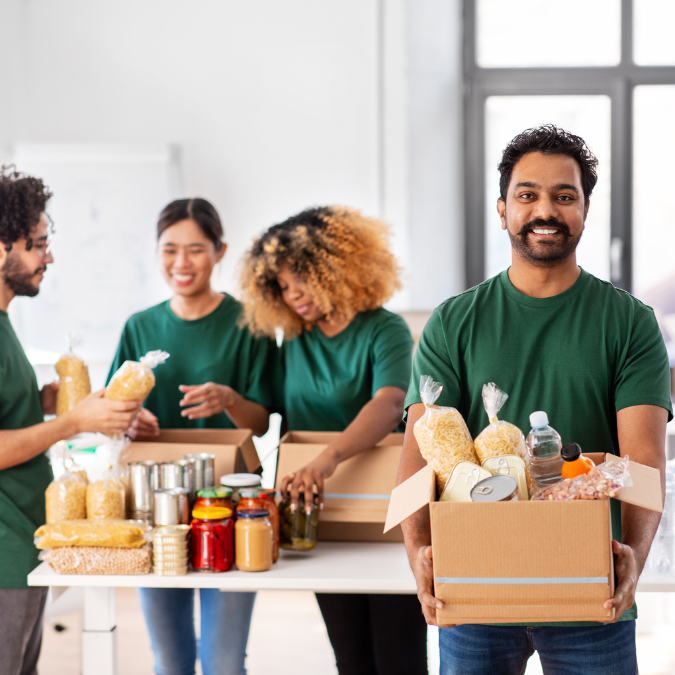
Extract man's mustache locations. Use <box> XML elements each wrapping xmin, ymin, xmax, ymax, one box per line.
<box><xmin>517</xmin><ymin>219</ymin><xmax>572</xmax><ymax>238</ymax></box>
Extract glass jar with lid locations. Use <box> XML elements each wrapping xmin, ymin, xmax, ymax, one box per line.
<box><xmin>257</xmin><ymin>491</ymin><xmax>279</xmax><ymax>562</ymax></box>
<box><xmin>195</xmin><ymin>486</ymin><xmax>233</xmax><ymax>512</ymax></box>
<box><xmin>190</xmin><ymin>506</ymin><xmax>234</xmax><ymax>573</ymax></box>
<box><xmin>235</xmin><ymin>508</ymin><xmax>273</xmax><ymax>572</ymax></box>
<box><xmin>279</xmin><ymin>492</ymin><xmax>319</xmax><ymax>551</ymax></box>
<box><xmin>236</xmin><ymin>489</ymin><xmax>265</xmax><ymax>514</ymax></box>
<box><xmin>220</xmin><ymin>473</ymin><xmax>262</xmax><ymax>506</ymax></box>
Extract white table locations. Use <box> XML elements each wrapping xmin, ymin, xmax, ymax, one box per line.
<box><xmin>28</xmin><ymin>542</ymin><xmax>416</xmax><ymax>675</ymax></box>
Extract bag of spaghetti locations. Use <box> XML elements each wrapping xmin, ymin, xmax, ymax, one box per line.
<box><xmin>45</xmin><ymin>442</ymin><xmax>87</xmax><ymax>523</ymax></box>
<box><xmin>474</xmin><ymin>382</ymin><xmax>535</xmax><ymax>495</ymax></box>
<box><xmin>104</xmin><ymin>350</ymin><xmax>169</xmax><ymax>402</ymax></box>
<box><xmin>55</xmin><ymin>334</ymin><xmax>91</xmax><ymax>415</ymax></box>
<box><xmin>413</xmin><ymin>376</ymin><xmax>479</xmax><ymax>493</ymax></box>
<box><xmin>86</xmin><ymin>437</ymin><xmax>128</xmax><ymax>520</ymax></box>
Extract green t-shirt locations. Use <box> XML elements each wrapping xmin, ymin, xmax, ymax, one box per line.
<box><xmin>108</xmin><ymin>295</ymin><xmax>277</xmax><ymax>429</ymax></box>
<box><xmin>280</xmin><ymin>308</ymin><xmax>413</xmax><ymax>432</ymax></box>
<box><xmin>0</xmin><ymin>311</ymin><xmax>52</xmax><ymax>588</ymax></box>
<box><xmin>405</xmin><ymin>268</ymin><xmax>673</xmax><ymax>625</ymax></box>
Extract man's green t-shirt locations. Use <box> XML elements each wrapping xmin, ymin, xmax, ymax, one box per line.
<box><xmin>280</xmin><ymin>308</ymin><xmax>413</xmax><ymax>432</ymax></box>
<box><xmin>108</xmin><ymin>295</ymin><xmax>277</xmax><ymax>429</ymax></box>
<box><xmin>0</xmin><ymin>311</ymin><xmax>52</xmax><ymax>588</ymax></box>
<box><xmin>405</xmin><ymin>268</ymin><xmax>673</xmax><ymax>625</ymax></box>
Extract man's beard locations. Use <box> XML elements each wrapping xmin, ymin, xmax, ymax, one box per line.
<box><xmin>508</xmin><ymin>217</ymin><xmax>582</xmax><ymax>267</ymax></box>
<box><xmin>1</xmin><ymin>251</ymin><xmax>44</xmax><ymax>297</ymax></box>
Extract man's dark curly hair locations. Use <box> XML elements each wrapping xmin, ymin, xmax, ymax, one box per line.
<box><xmin>498</xmin><ymin>125</ymin><xmax>598</xmax><ymax>206</ymax></box>
<box><xmin>0</xmin><ymin>165</ymin><xmax>53</xmax><ymax>251</ymax></box>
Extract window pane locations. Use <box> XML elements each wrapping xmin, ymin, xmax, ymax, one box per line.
<box><xmin>633</xmin><ymin>86</ymin><xmax>675</xmax><ymax>348</ymax></box>
<box><xmin>485</xmin><ymin>95</ymin><xmax>611</xmax><ymax>281</ymax></box>
<box><xmin>477</xmin><ymin>0</ymin><xmax>621</xmax><ymax>67</ymax></box>
<box><xmin>634</xmin><ymin>0</ymin><xmax>675</xmax><ymax>65</ymax></box>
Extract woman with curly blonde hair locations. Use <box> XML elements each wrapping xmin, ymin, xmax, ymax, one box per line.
<box><xmin>240</xmin><ymin>206</ymin><xmax>427</xmax><ymax>675</ymax></box>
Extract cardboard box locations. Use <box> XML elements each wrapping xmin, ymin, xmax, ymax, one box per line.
<box><xmin>276</xmin><ymin>431</ymin><xmax>404</xmax><ymax>542</ymax></box>
<box><xmin>385</xmin><ymin>453</ymin><xmax>662</xmax><ymax>624</ymax></box>
<box><xmin>123</xmin><ymin>429</ymin><xmax>260</xmax><ymax>481</ymax></box>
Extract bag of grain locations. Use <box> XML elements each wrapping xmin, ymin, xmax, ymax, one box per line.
<box><xmin>55</xmin><ymin>334</ymin><xmax>91</xmax><ymax>415</ymax></box>
<box><xmin>86</xmin><ymin>437</ymin><xmax>128</xmax><ymax>519</ymax></box>
<box><xmin>45</xmin><ymin>443</ymin><xmax>87</xmax><ymax>523</ymax></box>
<box><xmin>104</xmin><ymin>350</ymin><xmax>169</xmax><ymax>402</ymax></box>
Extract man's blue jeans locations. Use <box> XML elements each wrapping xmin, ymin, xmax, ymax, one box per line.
<box><xmin>138</xmin><ymin>587</ymin><xmax>256</xmax><ymax>675</ymax></box>
<box><xmin>439</xmin><ymin>621</ymin><xmax>637</xmax><ymax>675</ymax></box>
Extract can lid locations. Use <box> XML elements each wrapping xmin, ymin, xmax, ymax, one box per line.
<box><xmin>154</xmin><ymin>487</ymin><xmax>190</xmax><ymax>495</ymax></box>
<box><xmin>470</xmin><ymin>475</ymin><xmax>519</xmax><ymax>502</ymax></box>
<box><xmin>182</xmin><ymin>453</ymin><xmax>216</xmax><ymax>460</ymax></box>
<box><xmin>561</xmin><ymin>442</ymin><xmax>582</xmax><ymax>462</ymax></box>
<box><xmin>192</xmin><ymin>506</ymin><xmax>232</xmax><ymax>520</ymax></box>
<box><xmin>529</xmin><ymin>410</ymin><xmax>549</xmax><ymax>428</ymax></box>
<box><xmin>220</xmin><ymin>473</ymin><xmax>262</xmax><ymax>488</ymax></box>
<box><xmin>237</xmin><ymin>508</ymin><xmax>270</xmax><ymax>519</ymax></box>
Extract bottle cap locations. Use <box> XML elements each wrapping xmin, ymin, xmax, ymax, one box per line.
<box><xmin>219</xmin><ymin>473</ymin><xmax>262</xmax><ymax>488</ymax></box>
<box><xmin>561</xmin><ymin>442</ymin><xmax>582</xmax><ymax>462</ymax></box>
<box><xmin>529</xmin><ymin>411</ymin><xmax>549</xmax><ymax>428</ymax></box>
<box><xmin>237</xmin><ymin>508</ymin><xmax>270</xmax><ymax>519</ymax></box>
<box><xmin>192</xmin><ymin>506</ymin><xmax>232</xmax><ymax>520</ymax></box>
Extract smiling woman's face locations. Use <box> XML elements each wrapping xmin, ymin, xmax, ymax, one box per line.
<box><xmin>276</xmin><ymin>265</ymin><xmax>324</xmax><ymax>323</ymax></box>
<box><xmin>158</xmin><ymin>218</ymin><xmax>223</xmax><ymax>297</ymax></box>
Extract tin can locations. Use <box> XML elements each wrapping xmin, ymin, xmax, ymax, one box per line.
<box><xmin>158</xmin><ymin>460</ymin><xmax>194</xmax><ymax>496</ymax></box>
<box><xmin>183</xmin><ymin>453</ymin><xmax>215</xmax><ymax>495</ymax></box>
<box><xmin>470</xmin><ymin>474</ymin><xmax>520</xmax><ymax>502</ymax></box>
<box><xmin>482</xmin><ymin>455</ymin><xmax>529</xmax><ymax>500</ymax></box>
<box><xmin>439</xmin><ymin>462</ymin><xmax>492</xmax><ymax>503</ymax></box>
<box><xmin>153</xmin><ymin>487</ymin><xmax>190</xmax><ymax>525</ymax></box>
<box><xmin>128</xmin><ymin>461</ymin><xmax>156</xmax><ymax>513</ymax></box>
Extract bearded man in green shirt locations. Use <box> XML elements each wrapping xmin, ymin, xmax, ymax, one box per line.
<box><xmin>398</xmin><ymin>125</ymin><xmax>672</xmax><ymax>675</ymax></box>
<box><xmin>0</xmin><ymin>167</ymin><xmax>141</xmax><ymax>675</ymax></box>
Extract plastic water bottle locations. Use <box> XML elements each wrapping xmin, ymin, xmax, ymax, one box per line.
<box><xmin>647</xmin><ymin>458</ymin><xmax>675</xmax><ymax>574</ymax></box>
<box><xmin>526</xmin><ymin>411</ymin><xmax>563</xmax><ymax>489</ymax></box>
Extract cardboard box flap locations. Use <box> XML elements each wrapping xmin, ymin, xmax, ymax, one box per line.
<box><xmin>606</xmin><ymin>456</ymin><xmax>663</xmax><ymax>513</ymax></box>
<box><xmin>384</xmin><ymin>465</ymin><xmax>436</xmax><ymax>533</ymax></box>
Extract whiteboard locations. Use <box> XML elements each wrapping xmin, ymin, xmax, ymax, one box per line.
<box><xmin>8</xmin><ymin>144</ymin><xmax>181</xmax><ymax>386</ymax></box>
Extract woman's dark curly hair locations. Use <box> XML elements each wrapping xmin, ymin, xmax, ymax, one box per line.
<box><xmin>0</xmin><ymin>165</ymin><xmax>53</xmax><ymax>251</ymax></box>
<box><xmin>498</xmin><ymin>124</ymin><xmax>598</xmax><ymax>206</ymax></box>
<box><xmin>239</xmin><ymin>206</ymin><xmax>401</xmax><ymax>338</ymax></box>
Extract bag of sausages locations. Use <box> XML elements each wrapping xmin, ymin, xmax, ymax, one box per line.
<box><xmin>55</xmin><ymin>334</ymin><xmax>91</xmax><ymax>415</ymax></box>
<box><xmin>104</xmin><ymin>350</ymin><xmax>169</xmax><ymax>402</ymax></box>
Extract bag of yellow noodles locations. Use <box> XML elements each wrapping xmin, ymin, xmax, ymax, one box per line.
<box><xmin>413</xmin><ymin>376</ymin><xmax>479</xmax><ymax>493</ymax></box>
<box><xmin>55</xmin><ymin>334</ymin><xmax>91</xmax><ymax>415</ymax></box>
<box><xmin>104</xmin><ymin>350</ymin><xmax>169</xmax><ymax>402</ymax></box>
<box><xmin>474</xmin><ymin>382</ymin><xmax>534</xmax><ymax>496</ymax></box>
<box><xmin>86</xmin><ymin>437</ymin><xmax>128</xmax><ymax>520</ymax></box>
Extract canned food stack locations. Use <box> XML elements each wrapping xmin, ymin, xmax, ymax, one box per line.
<box><xmin>153</xmin><ymin>488</ymin><xmax>190</xmax><ymax>526</ymax></box>
<box><xmin>183</xmin><ymin>453</ymin><xmax>215</xmax><ymax>496</ymax></box>
<box><xmin>128</xmin><ymin>461</ymin><xmax>156</xmax><ymax>523</ymax></box>
<box><xmin>152</xmin><ymin>525</ymin><xmax>190</xmax><ymax>576</ymax></box>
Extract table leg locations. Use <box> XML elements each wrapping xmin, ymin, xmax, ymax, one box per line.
<box><xmin>82</xmin><ymin>587</ymin><xmax>117</xmax><ymax>675</ymax></box>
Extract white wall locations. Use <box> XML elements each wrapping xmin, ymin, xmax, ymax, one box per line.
<box><xmin>1</xmin><ymin>0</ymin><xmax>464</xmax><ymax>343</ymax></box>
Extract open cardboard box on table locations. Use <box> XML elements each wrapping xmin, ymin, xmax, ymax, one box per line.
<box><xmin>276</xmin><ymin>431</ymin><xmax>404</xmax><ymax>542</ymax></box>
<box><xmin>384</xmin><ymin>453</ymin><xmax>662</xmax><ymax>624</ymax></box>
<box><xmin>123</xmin><ymin>429</ymin><xmax>260</xmax><ymax>481</ymax></box>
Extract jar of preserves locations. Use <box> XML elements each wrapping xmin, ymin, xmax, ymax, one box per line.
<box><xmin>220</xmin><ymin>473</ymin><xmax>262</xmax><ymax>506</ymax></box>
<box><xmin>236</xmin><ymin>489</ymin><xmax>265</xmax><ymax>514</ymax></box>
<box><xmin>257</xmin><ymin>491</ymin><xmax>279</xmax><ymax>562</ymax></box>
<box><xmin>279</xmin><ymin>492</ymin><xmax>319</xmax><ymax>551</ymax></box>
<box><xmin>235</xmin><ymin>509</ymin><xmax>273</xmax><ymax>572</ymax></box>
<box><xmin>190</xmin><ymin>507</ymin><xmax>234</xmax><ymax>573</ymax></box>
<box><xmin>195</xmin><ymin>486</ymin><xmax>234</xmax><ymax>512</ymax></box>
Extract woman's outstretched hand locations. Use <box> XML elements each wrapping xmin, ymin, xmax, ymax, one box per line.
<box><xmin>280</xmin><ymin>452</ymin><xmax>340</xmax><ymax>514</ymax></box>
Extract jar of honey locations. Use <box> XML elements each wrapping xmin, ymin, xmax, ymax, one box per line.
<box><xmin>257</xmin><ymin>491</ymin><xmax>279</xmax><ymax>562</ymax></box>
<box><xmin>235</xmin><ymin>509</ymin><xmax>273</xmax><ymax>572</ymax></box>
<box><xmin>195</xmin><ymin>487</ymin><xmax>233</xmax><ymax>513</ymax></box>
<box><xmin>236</xmin><ymin>489</ymin><xmax>265</xmax><ymax>513</ymax></box>
<box><xmin>190</xmin><ymin>507</ymin><xmax>234</xmax><ymax>573</ymax></box>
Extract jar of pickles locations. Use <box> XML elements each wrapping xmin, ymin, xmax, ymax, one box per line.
<box><xmin>190</xmin><ymin>507</ymin><xmax>234</xmax><ymax>573</ymax></box>
<box><xmin>235</xmin><ymin>509</ymin><xmax>273</xmax><ymax>572</ymax></box>
<box><xmin>195</xmin><ymin>486</ymin><xmax>233</xmax><ymax>513</ymax></box>
<box><xmin>279</xmin><ymin>492</ymin><xmax>319</xmax><ymax>551</ymax></box>
<box><xmin>237</xmin><ymin>489</ymin><xmax>265</xmax><ymax>513</ymax></box>
<box><xmin>258</xmin><ymin>491</ymin><xmax>279</xmax><ymax>562</ymax></box>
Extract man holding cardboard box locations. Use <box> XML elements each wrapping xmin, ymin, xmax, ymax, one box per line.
<box><xmin>397</xmin><ymin>126</ymin><xmax>672</xmax><ymax>674</ymax></box>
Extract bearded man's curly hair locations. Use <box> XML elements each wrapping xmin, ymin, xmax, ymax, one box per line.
<box><xmin>239</xmin><ymin>206</ymin><xmax>402</xmax><ymax>339</ymax></box>
<box><xmin>0</xmin><ymin>165</ymin><xmax>53</xmax><ymax>251</ymax></box>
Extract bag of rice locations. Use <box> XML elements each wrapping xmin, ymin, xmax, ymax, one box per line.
<box><xmin>413</xmin><ymin>376</ymin><xmax>479</xmax><ymax>493</ymax></box>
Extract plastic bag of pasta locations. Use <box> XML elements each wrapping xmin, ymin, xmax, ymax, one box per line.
<box><xmin>474</xmin><ymin>383</ymin><xmax>535</xmax><ymax>494</ymax></box>
<box><xmin>86</xmin><ymin>437</ymin><xmax>128</xmax><ymax>520</ymax></box>
<box><xmin>35</xmin><ymin>519</ymin><xmax>149</xmax><ymax>549</ymax></box>
<box><xmin>40</xmin><ymin>545</ymin><xmax>152</xmax><ymax>575</ymax></box>
<box><xmin>413</xmin><ymin>376</ymin><xmax>479</xmax><ymax>493</ymax></box>
<box><xmin>104</xmin><ymin>350</ymin><xmax>169</xmax><ymax>402</ymax></box>
<box><xmin>45</xmin><ymin>443</ymin><xmax>87</xmax><ymax>523</ymax></box>
<box><xmin>55</xmin><ymin>334</ymin><xmax>91</xmax><ymax>415</ymax></box>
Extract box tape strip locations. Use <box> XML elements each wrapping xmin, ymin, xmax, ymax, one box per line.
<box><xmin>436</xmin><ymin>577</ymin><xmax>608</xmax><ymax>585</ymax></box>
<box><xmin>324</xmin><ymin>494</ymin><xmax>391</xmax><ymax>500</ymax></box>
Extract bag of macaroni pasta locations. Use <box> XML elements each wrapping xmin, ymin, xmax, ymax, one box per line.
<box><xmin>86</xmin><ymin>437</ymin><xmax>128</xmax><ymax>520</ymax></box>
<box><xmin>104</xmin><ymin>350</ymin><xmax>169</xmax><ymax>402</ymax></box>
<box><xmin>55</xmin><ymin>334</ymin><xmax>91</xmax><ymax>415</ymax></box>
<box><xmin>35</xmin><ymin>519</ymin><xmax>149</xmax><ymax>549</ymax></box>
<box><xmin>474</xmin><ymin>382</ymin><xmax>535</xmax><ymax>494</ymax></box>
<box><xmin>413</xmin><ymin>376</ymin><xmax>479</xmax><ymax>493</ymax></box>
<box><xmin>45</xmin><ymin>442</ymin><xmax>87</xmax><ymax>523</ymax></box>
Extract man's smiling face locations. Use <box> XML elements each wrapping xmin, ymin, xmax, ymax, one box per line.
<box><xmin>497</xmin><ymin>151</ymin><xmax>589</xmax><ymax>267</ymax></box>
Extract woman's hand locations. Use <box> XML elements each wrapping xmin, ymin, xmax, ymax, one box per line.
<box><xmin>179</xmin><ymin>382</ymin><xmax>238</xmax><ymax>420</ymax></box>
<box><xmin>126</xmin><ymin>407</ymin><xmax>160</xmax><ymax>441</ymax></box>
<box><xmin>280</xmin><ymin>451</ymin><xmax>340</xmax><ymax>513</ymax></box>
<box><xmin>41</xmin><ymin>381</ymin><xmax>60</xmax><ymax>415</ymax></box>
